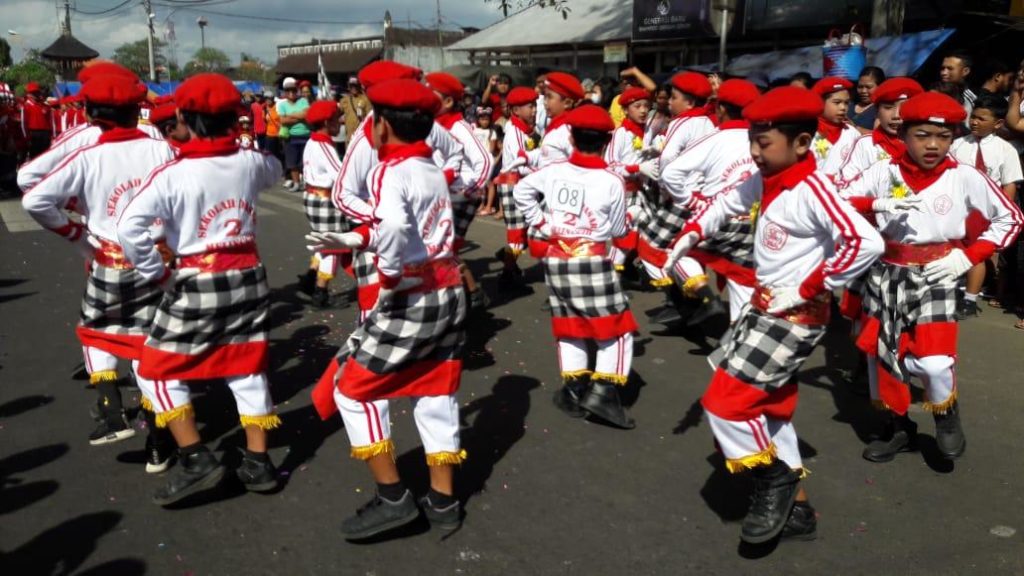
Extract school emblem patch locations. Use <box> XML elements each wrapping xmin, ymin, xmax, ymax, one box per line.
<box><xmin>761</xmin><ymin>222</ymin><xmax>789</xmax><ymax>251</ymax></box>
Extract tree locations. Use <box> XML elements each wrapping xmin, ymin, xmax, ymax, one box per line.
<box><xmin>184</xmin><ymin>47</ymin><xmax>230</xmax><ymax>75</ymax></box>
<box><xmin>234</xmin><ymin>54</ymin><xmax>274</xmax><ymax>84</ymax></box>
<box><xmin>486</xmin><ymin>0</ymin><xmax>570</xmax><ymax>19</ymax></box>
<box><xmin>0</xmin><ymin>60</ymin><xmax>56</xmax><ymax>95</ymax></box>
<box><xmin>112</xmin><ymin>38</ymin><xmax>168</xmax><ymax>78</ymax></box>
<box><xmin>0</xmin><ymin>38</ymin><xmax>11</xmax><ymax>69</ymax></box>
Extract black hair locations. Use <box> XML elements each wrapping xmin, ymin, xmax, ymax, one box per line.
<box><xmin>930</xmin><ymin>81</ymin><xmax>964</xmax><ymax>104</ymax></box>
<box><xmin>973</xmin><ymin>93</ymin><xmax>1009</xmax><ymax>119</ymax></box>
<box><xmin>672</xmin><ymin>87</ymin><xmax>707</xmax><ymax>107</ymax></box>
<box><xmin>859</xmin><ymin>66</ymin><xmax>886</xmax><ymax>85</ymax></box>
<box><xmin>718</xmin><ymin>102</ymin><xmax>743</xmax><ymax>122</ymax></box>
<box><xmin>986</xmin><ymin>59</ymin><xmax>1013</xmax><ymax>79</ymax></box>
<box><xmin>373</xmin><ymin>105</ymin><xmax>434</xmax><ymax>142</ymax></box>
<box><xmin>751</xmin><ymin>120</ymin><xmax>818</xmax><ymax>143</ymax></box>
<box><xmin>156</xmin><ymin>118</ymin><xmax>178</xmax><ymax>136</ymax></box>
<box><xmin>84</xmin><ymin>104</ymin><xmax>139</xmax><ymax>128</ymax></box>
<box><xmin>593</xmin><ymin>76</ymin><xmax>617</xmax><ymax>109</ymax></box>
<box><xmin>790</xmin><ymin>72</ymin><xmax>814</xmax><ymax>89</ymax></box>
<box><xmin>571</xmin><ymin>128</ymin><xmax>612</xmax><ymax>154</ymax></box>
<box><xmin>181</xmin><ymin>110</ymin><xmax>238</xmax><ymax>137</ymax></box>
<box><xmin>944</xmin><ymin>50</ymin><xmax>973</xmax><ymax>70</ymax></box>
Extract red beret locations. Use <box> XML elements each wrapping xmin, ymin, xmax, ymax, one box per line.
<box><xmin>358</xmin><ymin>60</ymin><xmax>422</xmax><ymax>89</ymax></box>
<box><xmin>506</xmin><ymin>87</ymin><xmax>538</xmax><ymax>107</ymax></box>
<box><xmin>78</xmin><ymin>62</ymin><xmax>138</xmax><ymax>84</ymax></box>
<box><xmin>545</xmin><ymin>72</ymin><xmax>585</xmax><ymax>101</ymax></box>
<box><xmin>79</xmin><ymin>75</ymin><xmax>147</xmax><ymax>107</ymax></box>
<box><xmin>744</xmin><ymin>86</ymin><xmax>824</xmax><ymax>124</ymax></box>
<box><xmin>424</xmin><ymin>72</ymin><xmax>465</xmax><ymax>100</ymax></box>
<box><xmin>152</xmin><ymin>94</ymin><xmax>175</xmax><ymax>105</ymax></box>
<box><xmin>670</xmin><ymin>72</ymin><xmax>712</xmax><ymax>100</ymax></box>
<box><xmin>566</xmin><ymin>104</ymin><xmax>615</xmax><ymax>133</ymax></box>
<box><xmin>174</xmin><ymin>73</ymin><xmax>241</xmax><ymax>115</ymax></box>
<box><xmin>306</xmin><ymin>100</ymin><xmax>340</xmax><ymax>125</ymax></box>
<box><xmin>25</xmin><ymin>82</ymin><xmax>41</xmax><ymax>93</ymax></box>
<box><xmin>812</xmin><ymin>76</ymin><xmax>854</xmax><ymax>97</ymax></box>
<box><xmin>366</xmin><ymin>78</ymin><xmax>440</xmax><ymax>115</ymax></box>
<box><xmin>149</xmin><ymin>103</ymin><xmax>178</xmax><ymax>125</ymax></box>
<box><xmin>900</xmin><ymin>92</ymin><xmax>967</xmax><ymax>125</ymax></box>
<box><xmin>717</xmin><ymin>79</ymin><xmax>761</xmax><ymax>108</ymax></box>
<box><xmin>298</xmin><ymin>80</ymin><xmax>312</xmax><ymax>89</ymax></box>
<box><xmin>871</xmin><ymin>78</ymin><xmax>924</xmax><ymax>105</ymax></box>
<box><xmin>618</xmin><ymin>87</ymin><xmax>652</xmax><ymax>108</ymax></box>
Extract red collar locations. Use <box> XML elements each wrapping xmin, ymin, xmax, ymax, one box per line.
<box><xmin>871</xmin><ymin>129</ymin><xmax>904</xmax><ymax>159</ymax></box>
<box><xmin>177</xmin><ymin>136</ymin><xmax>240</xmax><ymax>159</ymax></box>
<box><xmin>817</xmin><ymin>118</ymin><xmax>844</xmax><ymax>144</ymax></box>
<box><xmin>569</xmin><ymin>151</ymin><xmax>607</xmax><ymax>169</ymax></box>
<box><xmin>310</xmin><ymin>131</ymin><xmax>333</xmax><ymax>143</ymax></box>
<box><xmin>719</xmin><ymin>120</ymin><xmax>750</xmax><ymax>130</ymax></box>
<box><xmin>546</xmin><ymin>112</ymin><xmax>570</xmax><ymax>134</ymax></box>
<box><xmin>674</xmin><ymin>108</ymin><xmax>706</xmax><ymax>121</ymax></box>
<box><xmin>761</xmin><ymin>154</ymin><xmax>817</xmax><ymax>212</ymax></box>
<box><xmin>510</xmin><ymin>115</ymin><xmax>533</xmax><ymax>136</ymax></box>
<box><xmin>621</xmin><ymin>118</ymin><xmax>644</xmax><ymax>139</ymax></box>
<box><xmin>436</xmin><ymin>111</ymin><xmax>462</xmax><ymax>130</ymax></box>
<box><xmin>98</xmin><ymin>127</ymin><xmax>148</xmax><ymax>144</ymax></box>
<box><xmin>895</xmin><ymin>151</ymin><xmax>956</xmax><ymax>192</ymax></box>
<box><xmin>377</xmin><ymin>140</ymin><xmax>434</xmax><ymax>163</ymax></box>
<box><xmin>704</xmin><ymin>101</ymin><xmax>720</xmax><ymax>126</ymax></box>
<box><xmin>362</xmin><ymin>113</ymin><xmax>374</xmax><ymax>141</ymax></box>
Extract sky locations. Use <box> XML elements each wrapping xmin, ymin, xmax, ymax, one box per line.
<box><xmin>1</xmin><ymin>0</ymin><xmax>508</xmax><ymax>66</ymax></box>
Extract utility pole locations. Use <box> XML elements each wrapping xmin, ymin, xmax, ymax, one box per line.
<box><xmin>143</xmin><ymin>0</ymin><xmax>157</xmax><ymax>82</ymax></box>
<box><xmin>61</xmin><ymin>0</ymin><xmax>71</xmax><ymax>35</ymax></box>
<box><xmin>436</xmin><ymin>0</ymin><xmax>444</xmax><ymax>68</ymax></box>
<box><xmin>871</xmin><ymin>0</ymin><xmax>905</xmax><ymax>37</ymax></box>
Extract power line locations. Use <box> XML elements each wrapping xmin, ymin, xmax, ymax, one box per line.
<box><xmin>152</xmin><ymin>4</ymin><xmax>382</xmax><ymax>26</ymax></box>
<box><xmin>72</xmin><ymin>0</ymin><xmax>135</xmax><ymax>16</ymax></box>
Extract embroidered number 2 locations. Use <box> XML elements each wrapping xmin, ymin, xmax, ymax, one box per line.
<box><xmin>223</xmin><ymin>219</ymin><xmax>243</xmax><ymax>237</ymax></box>
<box><xmin>552</xmin><ymin>179</ymin><xmax>585</xmax><ymax>216</ymax></box>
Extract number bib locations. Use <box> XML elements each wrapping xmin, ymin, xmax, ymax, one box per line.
<box><xmin>552</xmin><ymin>179</ymin><xmax>586</xmax><ymax>216</ymax></box>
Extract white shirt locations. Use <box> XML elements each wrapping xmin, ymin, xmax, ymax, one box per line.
<box><xmin>950</xmin><ymin>133</ymin><xmax>1023</xmax><ymax>186</ymax></box>
<box><xmin>840</xmin><ymin>160</ymin><xmax>1023</xmax><ymax>247</ymax></box>
<box><xmin>661</xmin><ymin>123</ymin><xmax>759</xmax><ymax>208</ymax></box>
<box><xmin>535</xmin><ymin>94</ymin><xmax>548</xmax><ymax>136</ymax></box>
<box><xmin>118</xmin><ymin>147</ymin><xmax>283</xmax><ymax>281</ymax></box>
<box><xmin>659</xmin><ymin>113</ymin><xmax>716</xmax><ymax>172</ymax></box>
<box><xmin>514</xmin><ymin>156</ymin><xmax>628</xmax><ymax>243</ymax></box>
<box><xmin>817</xmin><ymin>124</ymin><xmax>862</xmax><ymax>175</ymax></box>
<box><xmin>534</xmin><ymin>122</ymin><xmax>573</xmax><ymax>170</ymax></box>
<box><xmin>688</xmin><ymin>169</ymin><xmax>883</xmax><ymax>292</ymax></box>
<box><xmin>22</xmin><ymin>134</ymin><xmax>176</xmax><ymax>243</ymax></box>
<box><xmin>501</xmin><ymin>120</ymin><xmax>534</xmax><ymax>176</ymax></box>
<box><xmin>472</xmin><ymin>126</ymin><xmax>496</xmax><ymax>153</ymax></box>
<box><xmin>836</xmin><ymin>133</ymin><xmax>897</xmax><ymax>185</ymax></box>
<box><xmin>433</xmin><ymin>117</ymin><xmax>492</xmax><ymax>197</ymax></box>
<box><xmin>365</xmin><ymin>147</ymin><xmax>454</xmax><ymax>283</ymax></box>
<box><xmin>603</xmin><ymin>124</ymin><xmax>645</xmax><ymax>177</ymax></box>
<box><xmin>302</xmin><ymin>135</ymin><xmax>343</xmax><ymax>189</ymax></box>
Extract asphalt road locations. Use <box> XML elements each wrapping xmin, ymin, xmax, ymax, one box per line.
<box><xmin>1</xmin><ymin>187</ymin><xmax>1022</xmax><ymax>576</ymax></box>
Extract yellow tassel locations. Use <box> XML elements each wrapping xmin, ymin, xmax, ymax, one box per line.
<box><xmin>923</xmin><ymin>389</ymin><xmax>958</xmax><ymax>415</ymax></box>
<box><xmin>239</xmin><ymin>413</ymin><xmax>282</xmax><ymax>430</ymax></box>
<box><xmin>426</xmin><ymin>449</ymin><xmax>467</xmax><ymax>466</ymax></box>
<box><xmin>155</xmin><ymin>404</ymin><xmax>194</xmax><ymax>428</ymax></box>
<box><xmin>613</xmin><ymin>264</ymin><xmax>625</xmax><ymax>272</ymax></box>
<box><xmin>139</xmin><ymin>396</ymin><xmax>155</xmax><ymax>413</ymax></box>
<box><xmin>350</xmin><ymin>439</ymin><xmax>395</xmax><ymax>460</ymax></box>
<box><xmin>724</xmin><ymin>444</ymin><xmax>777</xmax><ymax>474</ymax></box>
<box><xmin>797</xmin><ymin>467</ymin><xmax>811</xmax><ymax>480</ymax></box>
<box><xmin>561</xmin><ymin>369</ymin><xmax>592</xmax><ymax>380</ymax></box>
<box><xmin>316</xmin><ymin>271</ymin><xmax>334</xmax><ymax>282</ymax></box>
<box><xmin>682</xmin><ymin>274</ymin><xmax>708</xmax><ymax>298</ymax></box>
<box><xmin>89</xmin><ymin>370</ymin><xmax>118</xmax><ymax>386</ymax></box>
<box><xmin>870</xmin><ymin>399</ymin><xmax>891</xmax><ymax>412</ymax></box>
<box><xmin>309</xmin><ymin>255</ymin><xmax>320</xmax><ymax>268</ymax></box>
<box><xmin>509</xmin><ymin>247</ymin><xmax>524</xmax><ymax>258</ymax></box>
<box><xmin>650</xmin><ymin>276</ymin><xmax>674</xmax><ymax>288</ymax></box>
<box><xmin>592</xmin><ymin>372</ymin><xmax>629</xmax><ymax>387</ymax></box>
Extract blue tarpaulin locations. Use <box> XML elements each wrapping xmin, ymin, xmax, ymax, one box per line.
<box><xmin>53</xmin><ymin>80</ymin><xmax>268</xmax><ymax>98</ymax></box>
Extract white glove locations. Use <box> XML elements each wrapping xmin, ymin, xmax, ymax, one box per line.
<box><xmin>767</xmin><ymin>286</ymin><xmax>807</xmax><ymax>315</ymax></box>
<box><xmin>625</xmin><ymin>204</ymin><xmax>643</xmax><ymax>225</ymax></box>
<box><xmin>536</xmin><ymin>221</ymin><xmax>553</xmax><ymax>238</ymax></box>
<box><xmin>637</xmin><ymin>159</ymin><xmax>660</xmax><ymax>180</ymax></box>
<box><xmin>922</xmin><ymin>248</ymin><xmax>973</xmax><ymax>283</ymax></box>
<box><xmin>375</xmin><ymin>276</ymin><xmax>424</xmax><ymax>313</ymax></box>
<box><xmin>159</xmin><ymin>268</ymin><xmax>200</xmax><ymax>295</ymax></box>
<box><xmin>73</xmin><ymin>233</ymin><xmax>101</xmax><ymax>260</ymax></box>
<box><xmin>662</xmin><ymin>232</ymin><xmax>700</xmax><ymax>276</ymax></box>
<box><xmin>502</xmin><ymin>157</ymin><xmax>528</xmax><ymax>173</ymax></box>
<box><xmin>305</xmin><ymin>231</ymin><xmax>364</xmax><ymax>252</ymax></box>
<box><xmin>872</xmin><ymin>196</ymin><xmax>924</xmax><ymax>214</ymax></box>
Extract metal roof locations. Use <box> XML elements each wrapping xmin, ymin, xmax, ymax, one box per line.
<box><xmin>275</xmin><ymin>47</ymin><xmax>382</xmax><ymax>76</ymax></box>
<box><xmin>41</xmin><ymin>34</ymin><xmax>99</xmax><ymax>61</ymax></box>
<box><xmin>447</xmin><ymin>0</ymin><xmax>631</xmax><ymax>52</ymax></box>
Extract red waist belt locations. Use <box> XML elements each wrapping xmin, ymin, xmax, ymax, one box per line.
<box><xmin>881</xmin><ymin>241</ymin><xmax>952</xmax><ymax>266</ymax></box>
<box><xmin>305</xmin><ymin>185</ymin><xmax>331</xmax><ymax>199</ymax></box>
<box><xmin>546</xmin><ymin>239</ymin><xmax>608</xmax><ymax>259</ymax></box>
<box><xmin>94</xmin><ymin>238</ymin><xmax>172</xmax><ymax>269</ymax></box>
<box><xmin>493</xmin><ymin>172</ymin><xmax>521</xmax><ymax>186</ymax></box>
<box><xmin>178</xmin><ymin>243</ymin><xmax>261</xmax><ymax>272</ymax></box>
<box><xmin>624</xmin><ymin>181</ymin><xmax>640</xmax><ymax>193</ymax></box>
<box><xmin>751</xmin><ymin>284</ymin><xmax>832</xmax><ymax>326</ymax></box>
<box><xmin>399</xmin><ymin>258</ymin><xmax>463</xmax><ymax>293</ymax></box>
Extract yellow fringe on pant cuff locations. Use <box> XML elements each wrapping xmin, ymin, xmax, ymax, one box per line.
<box><xmin>239</xmin><ymin>413</ymin><xmax>282</xmax><ymax>430</ymax></box>
<box><xmin>650</xmin><ymin>277</ymin><xmax>674</xmax><ymax>288</ymax></box>
<box><xmin>613</xmin><ymin>264</ymin><xmax>625</xmax><ymax>272</ymax></box>
<box><xmin>309</xmin><ymin>255</ymin><xmax>320</xmax><ymax>267</ymax></box>
<box><xmin>426</xmin><ymin>449</ymin><xmax>467</xmax><ymax>466</ymax></box>
<box><xmin>155</xmin><ymin>404</ymin><xmax>194</xmax><ymax>428</ymax></box>
<box><xmin>316</xmin><ymin>271</ymin><xmax>334</xmax><ymax>282</ymax></box>
<box><xmin>592</xmin><ymin>372</ymin><xmax>629</xmax><ymax>386</ymax></box>
<box><xmin>682</xmin><ymin>274</ymin><xmax>709</xmax><ymax>298</ymax></box>
<box><xmin>923</xmin><ymin>389</ymin><xmax>958</xmax><ymax>415</ymax></box>
<box><xmin>797</xmin><ymin>467</ymin><xmax>811</xmax><ymax>480</ymax></box>
<box><xmin>870</xmin><ymin>399</ymin><xmax>891</xmax><ymax>412</ymax></box>
<box><xmin>561</xmin><ymin>369</ymin><xmax>592</xmax><ymax>380</ymax></box>
<box><xmin>89</xmin><ymin>370</ymin><xmax>118</xmax><ymax>386</ymax></box>
<box><xmin>724</xmin><ymin>444</ymin><xmax>777</xmax><ymax>474</ymax></box>
<box><xmin>139</xmin><ymin>396</ymin><xmax>155</xmax><ymax>413</ymax></box>
<box><xmin>350</xmin><ymin>439</ymin><xmax>395</xmax><ymax>461</ymax></box>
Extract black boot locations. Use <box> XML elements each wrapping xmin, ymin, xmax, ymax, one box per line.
<box><xmin>236</xmin><ymin>449</ymin><xmax>279</xmax><ymax>492</ymax></box>
<box><xmin>954</xmin><ymin>299</ymin><xmax>980</xmax><ymax>320</ymax></box>
<box><xmin>933</xmin><ymin>401</ymin><xmax>966</xmax><ymax>460</ymax></box>
<box><xmin>311</xmin><ymin>286</ymin><xmax>331</xmax><ymax>308</ymax></box>
<box><xmin>497</xmin><ymin>264</ymin><xmax>528</xmax><ymax>293</ymax></box>
<box><xmin>340</xmin><ymin>490</ymin><xmax>420</xmax><ymax>541</ymax></box>
<box><xmin>297</xmin><ymin>269</ymin><xmax>316</xmax><ymax>295</ymax></box>
<box><xmin>579</xmin><ymin>378</ymin><xmax>635</xmax><ymax>429</ymax></box>
<box><xmin>687</xmin><ymin>285</ymin><xmax>727</xmax><ymax>327</ymax></box>
<box><xmin>552</xmin><ymin>373</ymin><xmax>591</xmax><ymax>418</ymax></box>
<box><xmin>741</xmin><ymin>460</ymin><xmax>801</xmax><ymax>544</ymax></box>
<box><xmin>862</xmin><ymin>412</ymin><xmax>918</xmax><ymax>463</ymax></box>
<box><xmin>649</xmin><ymin>286</ymin><xmax>690</xmax><ymax>325</ymax></box>
<box><xmin>89</xmin><ymin>380</ymin><xmax>136</xmax><ymax>446</ymax></box>
<box><xmin>780</xmin><ymin>500</ymin><xmax>817</xmax><ymax>541</ymax></box>
<box><xmin>153</xmin><ymin>445</ymin><xmax>225</xmax><ymax>506</ymax></box>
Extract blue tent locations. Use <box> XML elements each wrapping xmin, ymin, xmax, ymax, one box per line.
<box><xmin>54</xmin><ymin>80</ymin><xmax>269</xmax><ymax>98</ymax></box>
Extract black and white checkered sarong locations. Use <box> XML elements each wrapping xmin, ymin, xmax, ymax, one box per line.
<box><xmin>499</xmin><ymin>180</ymin><xmax>525</xmax><ymax>231</ymax></box>
<box><xmin>452</xmin><ymin>194</ymin><xmax>477</xmax><ymax>241</ymax></box>
<box><xmin>710</xmin><ymin>305</ymin><xmax>826</xmax><ymax>393</ymax></box>
<box><xmin>303</xmin><ymin>191</ymin><xmax>350</xmax><ymax>233</ymax></box>
<box><xmin>861</xmin><ymin>262</ymin><xmax>958</xmax><ymax>383</ymax></box>
<box><xmin>336</xmin><ymin>285</ymin><xmax>466</xmax><ymax>376</ymax></box>
<box><xmin>638</xmin><ymin>198</ymin><xmax>690</xmax><ymax>251</ymax></box>
<box><xmin>80</xmin><ymin>263</ymin><xmax>163</xmax><ymax>336</ymax></box>
<box><xmin>544</xmin><ymin>256</ymin><xmax>631</xmax><ymax>321</ymax></box>
<box><xmin>353</xmin><ymin>250</ymin><xmax>378</xmax><ymax>288</ymax></box>
<box><xmin>697</xmin><ymin>219</ymin><xmax>755</xmax><ymax>270</ymax></box>
<box><xmin>146</xmin><ymin>265</ymin><xmax>270</xmax><ymax>355</ymax></box>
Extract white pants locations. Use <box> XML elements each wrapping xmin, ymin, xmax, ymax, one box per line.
<box><xmin>610</xmin><ymin>245</ymin><xmax>628</xmax><ymax>268</ymax></box>
<box><xmin>667</xmin><ymin>256</ymin><xmax>706</xmax><ymax>288</ymax></box>
<box><xmin>333</xmin><ymin>388</ymin><xmax>461</xmax><ymax>458</ymax></box>
<box><xmin>706</xmin><ymin>410</ymin><xmax>802</xmax><ymax>471</ymax></box>
<box><xmin>136</xmin><ymin>370</ymin><xmax>275</xmax><ymax>425</ymax></box>
<box><xmin>313</xmin><ymin>252</ymin><xmax>338</xmax><ymax>280</ymax></box>
<box><xmin>867</xmin><ymin>354</ymin><xmax>956</xmax><ymax>408</ymax></box>
<box><xmin>557</xmin><ymin>334</ymin><xmax>633</xmax><ymax>382</ymax></box>
<box><xmin>82</xmin><ymin>346</ymin><xmax>118</xmax><ymax>377</ymax></box>
<box><xmin>725</xmin><ymin>280</ymin><xmax>754</xmax><ymax>322</ymax></box>
<box><xmin>641</xmin><ymin>259</ymin><xmax>667</xmax><ymax>283</ymax></box>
